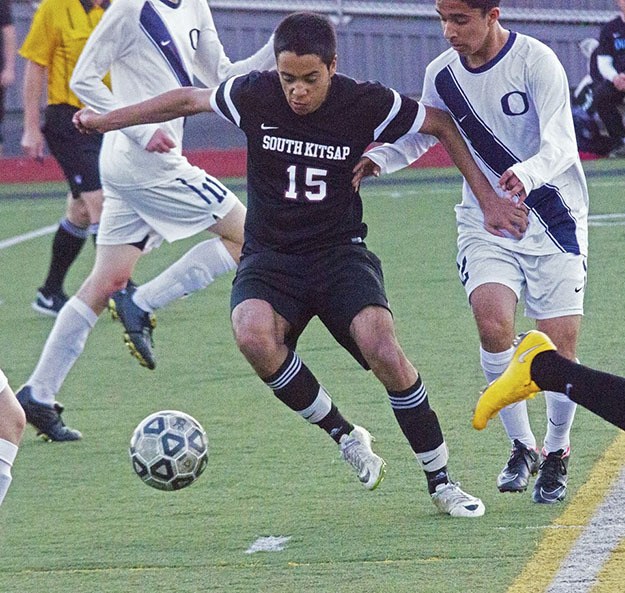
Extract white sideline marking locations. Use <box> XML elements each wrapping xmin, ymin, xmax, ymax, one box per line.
<box><xmin>0</xmin><ymin>224</ymin><xmax>57</xmax><ymax>250</ymax></box>
<box><xmin>545</xmin><ymin>466</ymin><xmax>625</xmax><ymax>593</ymax></box>
<box><xmin>245</xmin><ymin>535</ymin><xmax>291</xmax><ymax>554</ymax></box>
<box><xmin>588</xmin><ymin>213</ymin><xmax>625</xmax><ymax>226</ymax></box>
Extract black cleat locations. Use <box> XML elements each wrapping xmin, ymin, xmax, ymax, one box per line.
<box><xmin>496</xmin><ymin>439</ymin><xmax>539</xmax><ymax>493</ymax></box>
<box><xmin>16</xmin><ymin>385</ymin><xmax>82</xmax><ymax>442</ymax></box>
<box><xmin>532</xmin><ymin>448</ymin><xmax>569</xmax><ymax>504</ymax></box>
<box><xmin>32</xmin><ymin>289</ymin><xmax>68</xmax><ymax>317</ymax></box>
<box><xmin>109</xmin><ymin>282</ymin><xmax>156</xmax><ymax>370</ymax></box>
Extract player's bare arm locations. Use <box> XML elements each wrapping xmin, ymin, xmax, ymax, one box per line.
<box><xmin>74</xmin><ymin>87</ymin><xmax>214</xmax><ymax>133</ymax></box>
<box><xmin>420</xmin><ymin>106</ymin><xmax>527</xmax><ymax>236</ymax></box>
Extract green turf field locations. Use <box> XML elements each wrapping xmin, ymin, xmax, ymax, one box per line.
<box><xmin>0</xmin><ymin>161</ymin><xmax>624</xmax><ymax>593</ymax></box>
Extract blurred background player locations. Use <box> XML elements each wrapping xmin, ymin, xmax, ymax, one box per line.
<box><xmin>358</xmin><ymin>0</ymin><xmax>588</xmax><ymax>504</ymax></box>
<box><xmin>20</xmin><ymin>0</ymin><xmax>109</xmax><ymax>317</ymax></box>
<box><xmin>14</xmin><ymin>0</ymin><xmax>275</xmax><ymax>441</ymax></box>
<box><xmin>592</xmin><ymin>0</ymin><xmax>625</xmax><ymax>158</ymax></box>
<box><xmin>0</xmin><ymin>0</ymin><xmax>16</xmax><ymax>156</ymax></box>
<box><xmin>0</xmin><ymin>368</ymin><xmax>25</xmax><ymax>507</ymax></box>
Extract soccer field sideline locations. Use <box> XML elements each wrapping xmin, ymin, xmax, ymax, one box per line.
<box><xmin>2</xmin><ymin>165</ymin><xmax>625</xmax><ymax>592</ymax></box>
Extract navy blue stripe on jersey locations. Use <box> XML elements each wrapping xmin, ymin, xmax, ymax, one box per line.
<box><xmin>176</xmin><ymin>176</ymin><xmax>226</xmax><ymax>205</ymax></box>
<box><xmin>461</xmin><ymin>32</ymin><xmax>517</xmax><ymax>74</ymax></box>
<box><xmin>434</xmin><ymin>66</ymin><xmax>581</xmax><ymax>254</ymax></box>
<box><xmin>139</xmin><ymin>1</ymin><xmax>192</xmax><ymax>87</ymax></box>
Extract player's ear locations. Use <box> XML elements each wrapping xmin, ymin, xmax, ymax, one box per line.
<box><xmin>328</xmin><ymin>55</ymin><xmax>338</xmax><ymax>77</ymax></box>
<box><xmin>487</xmin><ymin>7</ymin><xmax>500</xmax><ymax>26</ymax></box>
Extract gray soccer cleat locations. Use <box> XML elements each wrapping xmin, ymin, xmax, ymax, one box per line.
<box><xmin>339</xmin><ymin>425</ymin><xmax>387</xmax><ymax>490</ymax></box>
<box><xmin>431</xmin><ymin>482</ymin><xmax>485</xmax><ymax>517</ymax></box>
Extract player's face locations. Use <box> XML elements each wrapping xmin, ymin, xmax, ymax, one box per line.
<box><xmin>435</xmin><ymin>0</ymin><xmax>499</xmax><ymax>59</ymax></box>
<box><xmin>617</xmin><ymin>0</ymin><xmax>625</xmax><ymax>15</ymax></box>
<box><xmin>277</xmin><ymin>52</ymin><xmax>337</xmax><ymax>116</ymax></box>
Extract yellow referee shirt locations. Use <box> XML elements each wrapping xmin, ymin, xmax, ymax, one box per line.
<box><xmin>19</xmin><ymin>0</ymin><xmax>110</xmax><ymax>108</ymax></box>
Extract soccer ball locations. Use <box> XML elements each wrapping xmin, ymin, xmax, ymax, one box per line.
<box><xmin>129</xmin><ymin>410</ymin><xmax>208</xmax><ymax>491</ymax></box>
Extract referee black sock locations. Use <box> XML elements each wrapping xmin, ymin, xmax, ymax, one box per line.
<box><xmin>41</xmin><ymin>218</ymin><xmax>88</xmax><ymax>296</ymax></box>
<box><xmin>532</xmin><ymin>351</ymin><xmax>625</xmax><ymax>431</ymax></box>
<box><xmin>263</xmin><ymin>351</ymin><xmax>353</xmax><ymax>443</ymax></box>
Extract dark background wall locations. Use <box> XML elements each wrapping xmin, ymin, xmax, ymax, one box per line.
<box><xmin>1</xmin><ymin>0</ymin><xmax>618</xmax><ymax>156</ymax></box>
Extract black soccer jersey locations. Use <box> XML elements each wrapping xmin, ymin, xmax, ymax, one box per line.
<box><xmin>597</xmin><ymin>16</ymin><xmax>625</xmax><ymax>77</ymax></box>
<box><xmin>211</xmin><ymin>71</ymin><xmax>423</xmax><ymax>254</ymax></box>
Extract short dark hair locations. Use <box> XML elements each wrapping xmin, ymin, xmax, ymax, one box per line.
<box><xmin>461</xmin><ymin>0</ymin><xmax>500</xmax><ymax>12</ymax></box>
<box><xmin>273</xmin><ymin>12</ymin><xmax>337</xmax><ymax>67</ymax></box>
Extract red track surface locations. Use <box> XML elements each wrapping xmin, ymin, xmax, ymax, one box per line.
<box><xmin>0</xmin><ymin>143</ymin><xmax>600</xmax><ymax>185</ymax></box>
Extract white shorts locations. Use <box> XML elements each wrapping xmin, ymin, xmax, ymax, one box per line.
<box><xmin>0</xmin><ymin>368</ymin><xmax>7</xmax><ymax>392</ymax></box>
<box><xmin>457</xmin><ymin>239</ymin><xmax>586</xmax><ymax>319</ymax></box>
<box><xmin>98</xmin><ymin>165</ymin><xmax>239</xmax><ymax>250</ymax></box>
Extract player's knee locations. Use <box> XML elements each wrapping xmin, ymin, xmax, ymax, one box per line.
<box><xmin>234</xmin><ymin>325</ymin><xmax>276</xmax><ymax>361</ymax></box>
<box><xmin>361</xmin><ymin>336</ymin><xmax>404</xmax><ymax>373</ymax></box>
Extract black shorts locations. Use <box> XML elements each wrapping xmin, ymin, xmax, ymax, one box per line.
<box><xmin>42</xmin><ymin>104</ymin><xmax>103</xmax><ymax>198</ymax></box>
<box><xmin>231</xmin><ymin>244</ymin><xmax>391</xmax><ymax>369</ymax></box>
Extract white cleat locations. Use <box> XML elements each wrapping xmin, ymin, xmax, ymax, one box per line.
<box><xmin>339</xmin><ymin>425</ymin><xmax>387</xmax><ymax>490</ymax></box>
<box><xmin>431</xmin><ymin>482</ymin><xmax>485</xmax><ymax>518</ymax></box>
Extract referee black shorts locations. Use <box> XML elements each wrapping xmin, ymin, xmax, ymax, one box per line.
<box><xmin>43</xmin><ymin>104</ymin><xmax>103</xmax><ymax>198</ymax></box>
<box><xmin>231</xmin><ymin>243</ymin><xmax>391</xmax><ymax>369</ymax></box>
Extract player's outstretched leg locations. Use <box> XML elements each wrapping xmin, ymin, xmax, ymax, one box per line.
<box><xmin>473</xmin><ymin>331</ymin><xmax>556</xmax><ymax>430</ymax></box>
<box><xmin>109</xmin><ymin>282</ymin><xmax>156</xmax><ymax>370</ymax></box>
<box><xmin>15</xmin><ymin>385</ymin><xmax>82</xmax><ymax>442</ymax></box>
<box><xmin>339</xmin><ymin>425</ymin><xmax>387</xmax><ymax>490</ymax></box>
<box><xmin>388</xmin><ymin>377</ymin><xmax>485</xmax><ymax>517</ymax></box>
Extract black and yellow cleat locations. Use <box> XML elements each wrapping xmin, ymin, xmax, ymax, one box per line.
<box><xmin>109</xmin><ymin>282</ymin><xmax>157</xmax><ymax>370</ymax></box>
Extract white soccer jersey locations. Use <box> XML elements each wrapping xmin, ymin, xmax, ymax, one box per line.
<box><xmin>71</xmin><ymin>0</ymin><xmax>274</xmax><ymax>190</ymax></box>
<box><xmin>368</xmin><ymin>32</ymin><xmax>589</xmax><ymax>257</ymax></box>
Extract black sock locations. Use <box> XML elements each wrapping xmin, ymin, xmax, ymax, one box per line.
<box><xmin>263</xmin><ymin>351</ymin><xmax>353</xmax><ymax>443</ymax></box>
<box><xmin>532</xmin><ymin>351</ymin><xmax>625</xmax><ymax>430</ymax></box>
<box><xmin>41</xmin><ymin>219</ymin><xmax>88</xmax><ymax>295</ymax></box>
<box><xmin>425</xmin><ymin>467</ymin><xmax>451</xmax><ymax>494</ymax></box>
<box><xmin>388</xmin><ymin>376</ymin><xmax>445</xmax><ymax>455</ymax></box>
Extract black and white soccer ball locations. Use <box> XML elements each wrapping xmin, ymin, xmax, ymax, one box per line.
<box><xmin>129</xmin><ymin>410</ymin><xmax>208</xmax><ymax>491</ymax></box>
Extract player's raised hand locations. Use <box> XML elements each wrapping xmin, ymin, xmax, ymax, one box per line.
<box><xmin>145</xmin><ymin>128</ymin><xmax>176</xmax><ymax>153</ymax></box>
<box><xmin>352</xmin><ymin>157</ymin><xmax>381</xmax><ymax>191</ymax></box>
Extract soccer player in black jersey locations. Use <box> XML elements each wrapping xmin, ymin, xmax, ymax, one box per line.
<box><xmin>593</xmin><ymin>0</ymin><xmax>625</xmax><ymax>157</ymax></box>
<box><xmin>75</xmin><ymin>11</ymin><xmax>529</xmax><ymax>517</ymax></box>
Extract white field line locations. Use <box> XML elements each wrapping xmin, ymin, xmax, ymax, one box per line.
<box><xmin>546</xmin><ymin>466</ymin><xmax>625</xmax><ymax>593</ymax></box>
<box><xmin>0</xmin><ymin>224</ymin><xmax>57</xmax><ymax>250</ymax></box>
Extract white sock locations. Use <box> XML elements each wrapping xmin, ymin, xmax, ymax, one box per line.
<box><xmin>0</xmin><ymin>438</ymin><xmax>18</xmax><ymax>507</ymax></box>
<box><xmin>543</xmin><ymin>390</ymin><xmax>577</xmax><ymax>453</ymax></box>
<box><xmin>415</xmin><ymin>442</ymin><xmax>449</xmax><ymax>473</ymax></box>
<box><xmin>133</xmin><ymin>238</ymin><xmax>236</xmax><ymax>312</ymax></box>
<box><xmin>28</xmin><ymin>296</ymin><xmax>99</xmax><ymax>405</ymax></box>
<box><xmin>480</xmin><ymin>346</ymin><xmax>536</xmax><ymax>449</ymax></box>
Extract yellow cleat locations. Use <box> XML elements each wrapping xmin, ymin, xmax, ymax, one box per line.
<box><xmin>472</xmin><ymin>330</ymin><xmax>557</xmax><ymax>430</ymax></box>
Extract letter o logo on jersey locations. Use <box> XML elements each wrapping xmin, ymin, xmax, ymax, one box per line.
<box><xmin>189</xmin><ymin>29</ymin><xmax>200</xmax><ymax>50</ymax></box>
<box><xmin>501</xmin><ymin>91</ymin><xmax>529</xmax><ymax>116</ymax></box>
